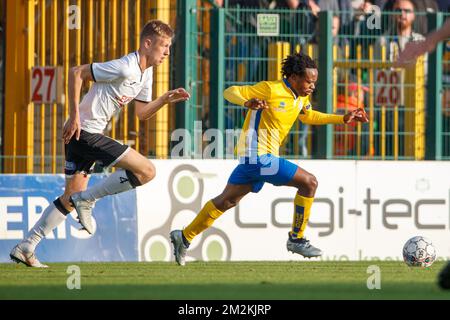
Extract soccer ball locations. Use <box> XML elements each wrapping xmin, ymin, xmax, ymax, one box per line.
<box><xmin>402</xmin><ymin>236</ymin><xmax>436</xmax><ymax>268</ymax></box>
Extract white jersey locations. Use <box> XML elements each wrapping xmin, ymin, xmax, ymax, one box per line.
<box><xmin>79</xmin><ymin>51</ymin><xmax>153</xmax><ymax>133</ymax></box>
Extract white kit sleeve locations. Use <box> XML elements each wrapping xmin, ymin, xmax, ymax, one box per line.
<box><xmin>91</xmin><ymin>58</ymin><xmax>127</xmax><ymax>83</ymax></box>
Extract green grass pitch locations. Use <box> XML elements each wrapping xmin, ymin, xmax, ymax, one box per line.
<box><xmin>1</xmin><ymin>261</ymin><xmax>449</xmax><ymax>299</ymax></box>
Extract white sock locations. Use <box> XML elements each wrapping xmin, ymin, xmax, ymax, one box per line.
<box><xmin>20</xmin><ymin>202</ymin><xmax>67</xmax><ymax>253</ymax></box>
<box><xmin>79</xmin><ymin>170</ymin><xmax>134</xmax><ymax>202</ymax></box>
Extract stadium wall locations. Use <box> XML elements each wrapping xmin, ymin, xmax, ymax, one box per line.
<box><xmin>137</xmin><ymin>160</ymin><xmax>450</xmax><ymax>262</ymax></box>
<box><xmin>0</xmin><ymin>175</ymin><xmax>138</xmax><ymax>262</ymax></box>
<box><xmin>1</xmin><ymin>160</ymin><xmax>449</xmax><ymax>263</ymax></box>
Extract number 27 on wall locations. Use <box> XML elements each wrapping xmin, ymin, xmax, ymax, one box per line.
<box><xmin>30</xmin><ymin>67</ymin><xmax>63</xmax><ymax>104</ymax></box>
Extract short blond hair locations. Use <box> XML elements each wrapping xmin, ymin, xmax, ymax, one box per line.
<box><xmin>140</xmin><ymin>20</ymin><xmax>174</xmax><ymax>42</ymax></box>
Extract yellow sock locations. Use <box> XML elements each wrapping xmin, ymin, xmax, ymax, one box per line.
<box><xmin>182</xmin><ymin>200</ymin><xmax>224</xmax><ymax>243</ymax></box>
<box><xmin>289</xmin><ymin>194</ymin><xmax>314</xmax><ymax>239</ymax></box>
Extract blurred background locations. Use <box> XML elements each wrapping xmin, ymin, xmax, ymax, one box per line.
<box><xmin>0</xmin><ymin>0</ymin><xmax>449</xmax><ymax>174</ymax></box>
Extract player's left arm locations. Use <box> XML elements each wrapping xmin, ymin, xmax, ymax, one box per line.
<box><xmin>299</xmin><ymin>106</ymin><xmax>368</xmax><ymax>125</ymax></box>
<box><xmin>134</xmin><ymin>88</ymin><xmax>190</xmax><ymax>120</ymax></box>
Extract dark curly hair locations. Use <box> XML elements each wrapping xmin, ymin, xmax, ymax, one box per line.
<box><xmin>281</xmin><ymin>52</ymin><xmax>317</xmax><ymax>79</ymax></box>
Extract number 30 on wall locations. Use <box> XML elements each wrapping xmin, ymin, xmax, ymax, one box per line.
<box><xmin>30</xmin><ymin>66</ymin><xmax>64</xmax><ymax>104</ymax></box>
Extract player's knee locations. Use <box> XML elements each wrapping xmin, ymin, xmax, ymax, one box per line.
<box><xmin>223</xmin><ymin>198</ymin><xmax>239</xmax><ymax>211</ymax></box>
<box><xmin>134</xmin><ymin>162</ymin><xmax>156</xmax><ymax>185</ymax></box>
<box><xmin>306</xmin><ymin>174</ymin><xmax>318</xmax><ymax>193</ymax></box>
<box><xmin>143</xmin><ymin>162</ymin><xmax>156</xmax><ymax>182</ymax></box>
<box><xmin>212</xmin><ymin>197</ymin><xmax>235</xmax><ymax>212</ymax></box>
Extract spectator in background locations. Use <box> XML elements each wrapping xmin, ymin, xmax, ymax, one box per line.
<box><xmin>383</xmin><ymin>0</ymin><xmax>438</xmax><ymax>34</ymax></box>
<box><xmin>334</xmin><ymin>76</ymin><xmax>371</xmax><ymax>156</ymax></box>
<box><xmin>372</xmin><ymin>0</ymin><xmax>387</xmax><ymax>8</ymax></box>
<box><xmin>299</xmin><ymin>0</ymin><xmax>340</xmax><ymax>39</ymax></box>
<box><xmin>307</xmin><ymin>0</ymin><xmax>344</xmax><ymax>50</ymax></box>
<box><xmin>337</xmin><ymin>0</ymin><xmax>353</xmax><ymax>33</ymax></box>
<box><xmin>339</xmin><ymin>1</ymin><xmax>383</xmax><ymax>63</ymax></box>
<box><xmin>337</xmin><ymin>0</ymin><xmax>383</xmax><ymax>34</ymax></box>
<box><xmin>273</xmin><ymin>0</ymin><xmax>304</xmax><ymax>9</ymax></box>
<box><xmin>352</xmin><ymin>1</ymin><xmax>383</xmax><ymax>34</ymax></box>
<box><xmin>375</xmin><ymin>0</ymin><xmax>425</xmax><ymax>61</ymax></box>
<box><xmin>310</xmin><ymin>0</ymin><xmax>340</xmax><ymax>14</ymax></box>
<box><xmin>437</xmin><ymin>0</ymin><xmax>450</xmax><ymax>12</ymax></box>
<box><xmin>275</xmin><ymin>0</ymin><xmax>315</xmax><ymax>49</ymax></box>
<box><xmin>410</xmin><ymin>0</ymin><xmax>439</xmax><ymax>35</ymax></box>
<box><xmin>219</xmin><ymin>0</ymin><xmax>278</xmax><ymax>130</ymax></box>
<box><xmin>375</xmin><ymin>0</ymin><xmax>425</xmax><ymax>156</ymax></box>
<box><xmin>222</xmin><ymin>0</ymin><xmax>272</xmax><ymax>83</ymax></box>
<box><xmin>309</xmin><ymin>13</ymin><xmax>342</xmax><ymax>43</ymax></box>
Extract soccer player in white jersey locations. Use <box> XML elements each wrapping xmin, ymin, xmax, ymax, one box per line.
<box><xmin>9</xmin><ymin>20</ymin><xmax>190</xmax><ymax>268</ymax></box>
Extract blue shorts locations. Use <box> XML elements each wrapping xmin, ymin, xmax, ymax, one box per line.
<box><xmin>228</xmin><ymin>154</ymin><xmax>298</xmax><ymax>193</ymax></box>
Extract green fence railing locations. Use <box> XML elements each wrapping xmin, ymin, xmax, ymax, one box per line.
<box><xmin>441</xmin><ymin>13</ymin><xmax>450</xmax><ymax>160</ymax></box>
<box><xmin>176</xmin><ymin>4</ymin><xmax>447</xmax><ymax>160</ymax></box>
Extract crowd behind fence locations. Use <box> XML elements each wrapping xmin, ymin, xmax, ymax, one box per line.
<box><xmin>0</xmin><ymin>0</ymin><xmax>449</xmax><ymax>173</ymax></box>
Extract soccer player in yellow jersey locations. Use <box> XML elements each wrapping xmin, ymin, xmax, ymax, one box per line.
<box><xmin>170</xmin><ymin>52</ymin><xmax>368</xmax><ymax>266</ymax></box>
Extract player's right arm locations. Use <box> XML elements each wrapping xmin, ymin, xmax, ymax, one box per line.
<box><xmin>394</xmin><ymin>18</ymin><xmax>450</xmax><ymax>67</ymax></box>
<box><xmin>223</xmin><ymin>82</ymin><xmax>271</xmax><ymax>110</ymax></box>
<box><xmin>63</xmin><ymin>64</ymin><xmax>94</xmax><ymax>144</ymax></box>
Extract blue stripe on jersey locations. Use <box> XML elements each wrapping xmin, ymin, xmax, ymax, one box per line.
<box><xmin>283</xmin><ymin>77</ymin><xmax>298</xmax><ymax>99</ymax></box>
<box><xmin>250</xmin><ymin>109</ymin><xmax>263</xmax><ymax>158</ymax></box>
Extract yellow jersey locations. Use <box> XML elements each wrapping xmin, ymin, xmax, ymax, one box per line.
<box><xmin>223</xmin><ymin>79</ymin><xmax>344</xmax><ymax>157</ymax></box>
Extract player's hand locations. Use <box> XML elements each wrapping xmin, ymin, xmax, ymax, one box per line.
<box><xmin>393</xmin><ymin>39</ymin><xmax>434</xmax><ymax>67</ymax></box>
<box><xmin>308</xmin><ymin>0</ymin><xmax>321</xmax><ymax>17</ymax></box>
<box><xmin>62</xmin><ymin>116</ymin><xmax>81</xmax><ymax>144</ymax></box>
<box><xmin>343</xmin><ymin>108</ymin><xmax>369</xmax><ymax>124</ymax></box>
<box><xmin>244</xmin><ymin>98</ymin><xmax>269</xmax><ymax>110</ymax></box>
<box><xmin>163</xmin><ymin>88</ymin><xmax>190</xmax><ymax>104</ymax></box>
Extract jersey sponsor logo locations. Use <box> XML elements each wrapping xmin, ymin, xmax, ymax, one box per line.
<box><xmin>116</xmin><ymin>95</ymin><xmax>134</xmax><ymax>106</ymax></box>
<box><xmin>273</xmin><ymin>101</ymin><xmax>287</xmax><ymax>112</ymax></box>
<box><xmin>120</xmin><ymin>177</ymin><xmax>129</xmax><ymax>184</ymax></box>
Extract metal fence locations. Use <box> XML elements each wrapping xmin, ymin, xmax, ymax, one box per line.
<box><xmin>2</xmin><ymin>0</ymin><xmax>178</xmax><ymax>173</ymax></box>
<box><xmin>197</xmin><ymin>5</ymin><xmax>446</xmax><ymax>160</ymax></box>
<box><xmin>443</xmin><ymin>15</ymin><xmax>450</xmax><ymax>159</ymax></box>
<box><xmin>1</xmin><ymin>1</ymin><xmax>448</xmax><ymax>173</ymax></box>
